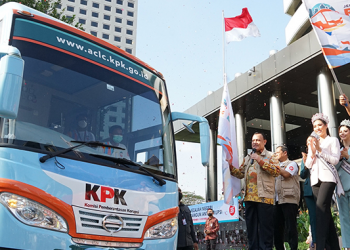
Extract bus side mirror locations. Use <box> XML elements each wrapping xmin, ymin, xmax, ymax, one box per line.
<box><xmin>0</xmin><ymin>46</ymin><xmax>24</xmax><ymax>119</ymax></box>
<box><xmin>171</xmin><ymin>112</ymin><xmax>210</xmax><ymax>167</ymax></box>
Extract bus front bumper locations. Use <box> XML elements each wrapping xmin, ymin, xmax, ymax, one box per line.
<box><xmin>0</xmin><ymin>205</ymin><xmax>177</xmax><ymax>250</ymax></box>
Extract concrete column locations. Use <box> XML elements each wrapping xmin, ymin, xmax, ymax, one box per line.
<box><xmin>317</xmin><ymin>68</ymin><xmax>338</xmax><ymax>137</ymax></box>
<box><xmin>235</xmin><ymin>111</ymin><xmax>246</xmax><ymax>165</ymax></box>
<box><xmin>269</xmin><ymin>91</ymin><xmax>286</xmax><ymax>152</ymax></box>
<box><xmin>206</xmin><ymin>125</ymin><xmax>217</xmax><ymax>201</ymax></box>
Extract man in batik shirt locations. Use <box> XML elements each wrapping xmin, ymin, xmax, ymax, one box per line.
<box><xmin>230</xmin><ymin>132</ymin><xmax>280</xmax><ymax>250</ymax></box>
<box><xmin>204</xmin><ymin>208</ymin><xmax>219</xmax><ymax>250</ymax></box>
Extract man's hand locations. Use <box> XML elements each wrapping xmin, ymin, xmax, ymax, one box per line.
<box><xmin>251</xmin><ymin>153</ymin><xmax>263</xmax><ymax>166</ymax></box>
<box><xmin>339</xmin><ymin>94</ymin><xmax>350</xmax><ymax>116</ymax></box>
<box><xmin>226</xmin><ymin>155</ymin><xmax>233</xmax><ymax>166</ymax></box>
<box><xmin>193</xmin><ymin>243</ymin><xmax>199</xmax><ymax>250</ymax></box>
<box><xmin>340</xmin><ymin>94</ymin><xmax>349</xmax><ymax>107</ymax></box>
<box><xmin>250</xmin><ymin>153</ymin><xmax>261</xmax><ymax>161</ymax></box>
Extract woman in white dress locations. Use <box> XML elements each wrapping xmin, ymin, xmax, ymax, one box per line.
<box><xmin>305</xmin><ymin>113</ymin><xmax>341</xmax><ymax>250</ymax></box>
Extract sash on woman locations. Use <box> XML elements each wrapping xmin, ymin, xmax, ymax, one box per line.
<box><xmin>316</xmin><ymin>153</ymin><xmax>344</xmax><ymax>197</ymax></box>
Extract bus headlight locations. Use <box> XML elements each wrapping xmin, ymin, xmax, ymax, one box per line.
<box><xmin>0</xmin><ymin>192</ymin><xmax>67</xmax><ymax>232</ymax></box>
<box><xmin>144</xmin><ymin>217</ymin><xmax>178</xmax><ymax>239</ymax></box>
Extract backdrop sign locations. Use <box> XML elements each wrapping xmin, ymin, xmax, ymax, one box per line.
<box><xmin>189</xmin><ymin>199</ymin><xmax>239</xmax><ymax>225</ymax></box>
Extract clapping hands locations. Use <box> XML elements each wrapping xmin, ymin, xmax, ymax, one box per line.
<box><xmin>340</xmin><ymin>147</ymin><xmax>349</xmax><ymax>160</ymax></box>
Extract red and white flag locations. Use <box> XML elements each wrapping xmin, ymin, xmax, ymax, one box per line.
<box><xmin>217</xmin><ymin>82</ymin><xmax>240</xmax><ymax>205</ymax></box>
<box><xmin>225</xmin><ymin>8</ymin><xmax>260</xmax><ymax>43</ymax></box>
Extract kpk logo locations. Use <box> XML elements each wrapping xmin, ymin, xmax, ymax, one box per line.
<box><xmin>85</xmin><ymin>183</ymin><xmax>127</xmax><ymax>206</ymax></box>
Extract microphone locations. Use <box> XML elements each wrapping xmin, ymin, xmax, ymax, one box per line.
<box><xmin>250</xmin><ymin>148</ymin><xmax>256</xmax><ymax>165</ymax></box>
<box><xmin>310</xmin><ymin>131</ymin><xmax>320</xmax><ymax>140</ymax></box>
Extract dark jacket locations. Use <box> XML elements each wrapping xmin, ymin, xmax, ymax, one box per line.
<box><xmin>300</xmin><ymin>160</ymin><xmax>313</xmax><ymax>197</ymax></box>
<box><xmin>177</xmin><ymin>203</ymin><xmax>197</xmax><ymax>247</ymax></box>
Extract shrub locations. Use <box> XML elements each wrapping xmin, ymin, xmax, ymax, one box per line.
<box><xmin>297</xmin><ymin>211</ymin><xmax>310</xmax><ymax>243</ymax></box>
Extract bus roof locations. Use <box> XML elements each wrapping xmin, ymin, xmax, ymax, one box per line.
<box><xmin>2</xmin><ymin>2</ymin><xmax>163</xmax><ymax>79</ymax></box>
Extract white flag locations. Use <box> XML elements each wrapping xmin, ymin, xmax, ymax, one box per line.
<box><xmin>217</xmin><ymin>81</ymin><xmax>240</xmax><ymax>205</ymax></box>
<box><xmin>302</xmin><ymin>0</ymin><xmax>350</xmax><ymax>68</ymax></box>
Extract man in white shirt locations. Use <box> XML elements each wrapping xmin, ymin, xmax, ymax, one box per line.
<box><xmin>273</xmin><ymin>145</ymin><xmax>300</xmax><ymax>250</ymax></box>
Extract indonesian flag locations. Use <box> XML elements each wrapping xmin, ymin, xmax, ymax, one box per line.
<box><xmin>217</xmin><ymin>81</ymin><xmax>240</xmax><ymax>205</ymax></box>
<box><xmin>225</xmin><ymin>8</ymin><xmax>260</xmax><ymax>43</ymax></box>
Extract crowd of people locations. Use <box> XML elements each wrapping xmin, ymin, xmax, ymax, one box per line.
<box><xmin>228</xmin><ymin>94</ymin><xmax>350</xmax><ymax>250</ymax></box>
<box><xmin>177</xmin><ymin>94</ymin><xmax>350</xmax><ymax>250</ymax></box>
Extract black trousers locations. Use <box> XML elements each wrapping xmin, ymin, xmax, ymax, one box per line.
<box><xmin>245</xmin><ymin>201</ymin><xmax>274</xmax><ymax>250</ymax></box>
<box><xmin>206</xmin><ymin>239</ymin><xmax>216</xmax><ymax>250</ymax></box>
<box><xmin>312</xmin><ymin>181</ymin><xmax>340</xmax><ymax>250</ymax></box>
<box><xmin>177</xmin><ymin>246</ymin><xmax>194</xmax><ymax>250</ymax></box>
<box><xmin>273</xmin><ymin>203</ymin><xmax>298</xmax><ymax>250</ymax></box>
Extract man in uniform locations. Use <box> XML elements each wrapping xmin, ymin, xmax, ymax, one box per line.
<box><xmin>274</xmin><ymin>145</ymin><xmax>300</xmax><ymax>250</ymax></box>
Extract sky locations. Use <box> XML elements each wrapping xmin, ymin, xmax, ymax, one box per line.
<box><xmin>136</xmin><ymin>1</ymin><xmax>292</xmax><ymax>198</ymax></box>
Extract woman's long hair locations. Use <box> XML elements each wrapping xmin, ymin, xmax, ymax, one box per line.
<box><xmin>338</xmin><ymin>124</ymin><xmax>350</xmax><ymax>149</ymax></box>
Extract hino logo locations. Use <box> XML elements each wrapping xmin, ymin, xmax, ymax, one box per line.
<box><xmin>85</xmin><ymin>184</ymin><xmax>127</xmax><ymax>205</ymax></box>
<box><xmin>102</xmin><ymin>214</ymin><xmax>124</xmax><ymax>233</ymax></box>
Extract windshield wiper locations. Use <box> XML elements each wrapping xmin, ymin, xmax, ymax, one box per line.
<box><xmin>89</xmin><ymin>154</ymin><xmax>166</xmax><ymax>186</ymax></box>
<box><xmin>39</xmin><ymin>141</ymin><xmax>123</xmax><ymax>163</ymax></box>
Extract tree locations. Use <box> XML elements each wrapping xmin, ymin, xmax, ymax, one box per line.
<box><xmin>181</xmin><ymin>191</ymin><xmax>205</xmax><ymax>206</ymax></box>
<box><xmin>0</xmin><ymin>0</ymin><xmax>83</xmax><ymax>30</ymax></box>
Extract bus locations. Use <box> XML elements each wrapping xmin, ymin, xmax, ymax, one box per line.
<box><xmin>0</xmin><ymin>3</ymin><xmax>210</xmax><ymax>249</ymax></box>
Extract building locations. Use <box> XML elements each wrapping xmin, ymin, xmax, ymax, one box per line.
<box><xmin>174</xmin><ymin>0</ymin><xmax>350</xmax><ymax>200</ymax></box>
<box><xmin>59</xmin><ymin>0</ymin><xmax>138</xmax><ymax>55</ymax></box>
<box><xmin>284</xmin><ymin>0</ymin><xmax>310</xmax><ymax>45</ymax></box>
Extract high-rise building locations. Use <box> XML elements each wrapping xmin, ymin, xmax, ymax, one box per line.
<box><xmin>284</xmin><ymin>0</ymin><xmax>311</xmax><ymax>45</ymax></box>
<box><xmin>58</xmin><ymin>0</ymin><xmax>137</xmax><ymax>55</ymax></box>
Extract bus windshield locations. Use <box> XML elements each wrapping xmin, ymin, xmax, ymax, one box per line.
<box><xmin>1</xmin><ymin>17</ymin><xmax>176</xmax><ymax>179</ymax></box>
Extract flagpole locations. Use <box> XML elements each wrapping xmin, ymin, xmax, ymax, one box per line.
<box><xmin>329</xmin><ymin>67</ymin><xmax>344</xmax><ymax>96</ymax></box>
<box><xmin>222</xmin><ymin>10</ymin><xmax>227</xmax><ymax>86</ymax></box>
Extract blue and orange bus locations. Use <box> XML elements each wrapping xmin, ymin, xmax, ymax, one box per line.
<box><xmin>0</xmin><ymin>3</ymin><xmax>209</xmax><ymax>249</ymax></box>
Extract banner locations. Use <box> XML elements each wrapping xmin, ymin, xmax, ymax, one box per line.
<box><xmin>217</xmin><ymin>82</ymin><xmax>240</xmax><ymax>204</ymax></box>
<box><xmin>189</xmin><ymin>199</ymin><xmax>239</xmax><ymax>225</ymax></box>
<box><xmin>303</xmin><ymin>0</ymin><xmax>350</xmax><ymax>68</ymax></box>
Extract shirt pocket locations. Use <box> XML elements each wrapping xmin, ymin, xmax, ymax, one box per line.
<box><xmin>282</xmin><ymin>188</ymin><xmax>295</xmax><ymax>198</ymax></box>
<box><xmin>262</xmin><ymin>180</ymin><xmax>274</xmax><ymax>194</ymax></box>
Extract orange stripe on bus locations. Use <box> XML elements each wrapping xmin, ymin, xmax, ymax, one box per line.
<box><xmin>0</xmin><ymin>178</ymin><xmax>178</xmax><ymax>242</ymax></box>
